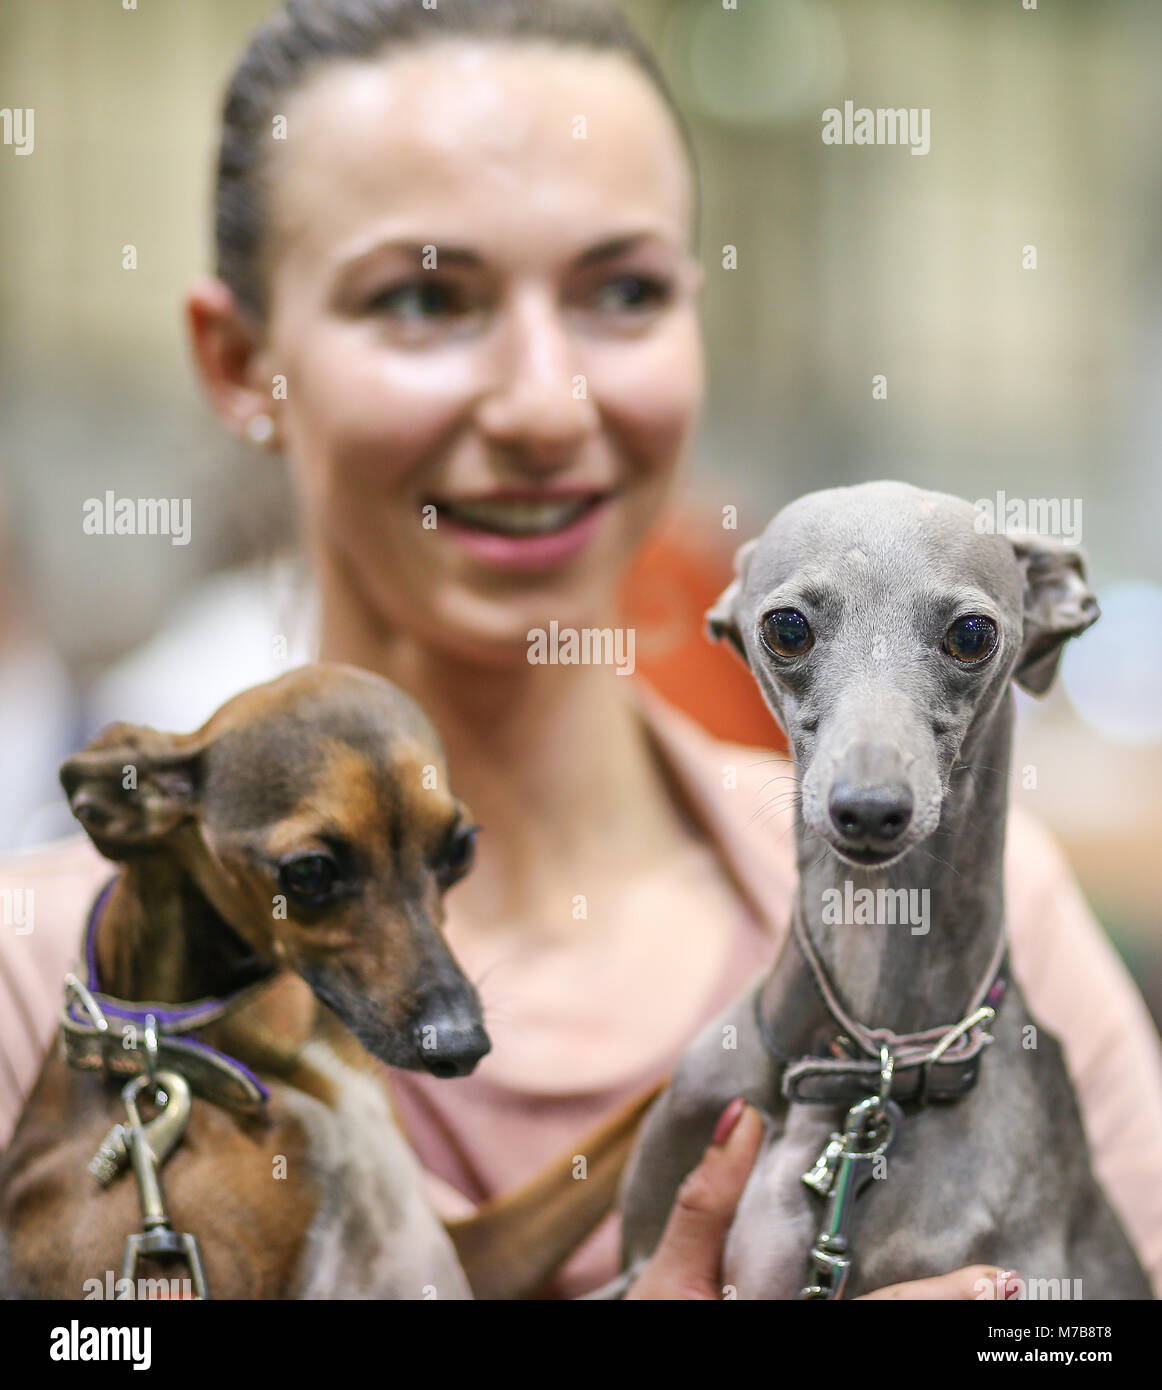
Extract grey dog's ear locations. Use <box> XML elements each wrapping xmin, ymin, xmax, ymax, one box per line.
<box><xmin>706</xmin><ymin>537</ymin><xmax>758</xmax><ymax>661</ymax></box>
<box><xmin>1009</xmin><ymin>533</ymin><xmax>1100</xmax><ymax>696</ymax></box>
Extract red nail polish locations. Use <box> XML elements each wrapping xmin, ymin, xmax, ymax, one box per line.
<box><xmin>996</xmin><ymin>1269</ymin><xmax>1021</xmax><ymax>1301</ymax></box>
<box><xmin>713</xmin><ymin>1098</ymin><xmax>746</xmax><ymax>1145</ymax></box>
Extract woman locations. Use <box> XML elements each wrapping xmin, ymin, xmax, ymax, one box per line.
<box><xmin>2</xmin><ymin>0</ymin><xmax>1160</xmax><ymax>1300</ymax></box>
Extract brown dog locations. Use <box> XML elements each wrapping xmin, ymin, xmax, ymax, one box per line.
<box><xmin>0</xmin><ymin>664</ymin><xmax>643</xmax><ymax>1299</ymax></box>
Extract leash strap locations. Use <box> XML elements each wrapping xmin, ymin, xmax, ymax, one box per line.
<box><xmin>757</xmin><ymin>902</ymin><xmax>1007</xmax><ymax>1105</ymax></box>
<box><xmin>60</xmin><ymin>876</ymin><xmax>272</xmax><ymax>1112</ymax></box>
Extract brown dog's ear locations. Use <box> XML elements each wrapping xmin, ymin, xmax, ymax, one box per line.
<box><xmin>706</xmin><ymin>537</ymin><xmax>758</xmax><ymax>661</ymax></box>
<box><xmin>60</xmin><ymin>723</ymin><xmax>203</xmax><ymax>859</ymax></box>
<box><xmin>1010</xmin><ymin>533</ymin><xmax>1100</xmax><ymax>696</ymax></box>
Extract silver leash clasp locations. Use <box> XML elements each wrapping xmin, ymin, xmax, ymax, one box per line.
<box><xmin>799</xmin><ymin>1076</ymin><xmax>901</xmax><ymax>1300</ymax></box>
<box><xmin>117</xmin><ymin>1071</ymin><xmax>209</xmax><ymax>1299</ymax></box>
<box><xmin>88</xmin><ymin>1069</ymin><xmax>191</xmax><ymax>1187</ymax></box>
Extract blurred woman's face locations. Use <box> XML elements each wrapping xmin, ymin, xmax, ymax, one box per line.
<box><xmin>261</xmin><ymin>41</ymin><xmax>704</xmax><ymax>665</ymax></box>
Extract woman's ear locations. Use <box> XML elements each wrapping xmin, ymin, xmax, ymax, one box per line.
<box><xmin>60</xmin><ymin>724</ymin><xmax>204</xmax><ymax>860</ymax></box>
<box><xmin>185</xmin><ymin>275</ymin><xmax>279</xmax><ymax>447</ymax></box>
<box><xmin>1010</xmin><ymin>533</ymin><xmax>1100</xmax><ymax>695</ymax></box>
<box><xmin>706</xmin><ymin>537</ymin><xmax>757</xmax><ymax>662</ymax></box>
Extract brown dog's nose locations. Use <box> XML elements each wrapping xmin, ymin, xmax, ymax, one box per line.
<box><xmin>415</xmin><ymin>1021</ymin><xmax>491</xmax><ymax>1078</ymax></box>
<box><xmin>829</xmin><ymin>781</ymin><xmax>913</xmax><ymax>847</ymax></box>
<box><xmin>412</xmin><ymin>987</ymin><xmax>491</xmax><ymax>1078</ymax></box>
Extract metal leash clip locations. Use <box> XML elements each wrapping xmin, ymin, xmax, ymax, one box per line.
<box><xmin>118</xmin><ymin>1071</ymin><xmax>209</xmax><ymax>1299</ymax></box>
<box><xmin>91</xmin><ymin>1071</ymin><xmax>209</xmax><ymax>1299</ymax></box>
<box><xmin>89</xmin><ymin>1067</ymin><xmax>190</xmax><ymax>1187</ymax></box>
<box><xmin>798</xmin><ymin>1047</ymin><xmax>901</xmax><ymax>1300</ymax></box>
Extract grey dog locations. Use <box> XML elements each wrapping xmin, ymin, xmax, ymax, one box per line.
<box><xmin>617</xmin><ymin>481</ymin><xmax>1151</xmax><ymax>1300</ymax></box>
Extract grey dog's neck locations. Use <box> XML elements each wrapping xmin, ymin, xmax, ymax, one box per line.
<box><xmin>779</xmin><ymin>695</ymin><xmax>1013</xmax><ymax>1038</ymax></box>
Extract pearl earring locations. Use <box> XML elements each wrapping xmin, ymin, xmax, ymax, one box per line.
<box><xmin>245</xmin><ymin>413</ymin><xmax>275</xmax><ymax>447</ymax></box>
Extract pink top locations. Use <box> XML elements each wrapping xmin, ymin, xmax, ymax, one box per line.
<box><xmin>3</xmin><ymin>685</ymin><xmax>1161</xmax><ymax>1298</ymax></box>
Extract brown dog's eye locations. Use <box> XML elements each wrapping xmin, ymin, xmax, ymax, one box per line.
<box><xmin>944</xmin><ymin>615</ymin><xmax>998</xmax><ymax>665</ymax></box>
<box><xmin>437</xmin><ymin>824</ymin><xmax>478</xmax><ymax>889</ymax></box>
<box><xmin>278</xmin><ymin>853</ymin><xmax>340</xmax><ymax>904</ymax></box>
<box><xmin>760</xmin><ymin>608</ymin><xmax>813</xmax><ymax>658</ymax></box>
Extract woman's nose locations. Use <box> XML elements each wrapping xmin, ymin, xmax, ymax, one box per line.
<box><xmin>474</xmin><ymin>290</ymin><xmax>598</xmax><ymax>461</ymax></box>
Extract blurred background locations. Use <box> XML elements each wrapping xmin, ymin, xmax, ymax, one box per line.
<box><xmin>1</xmin><ymin>0</ymin><xmax>1160</xmax><ymax>1021</ymax></box>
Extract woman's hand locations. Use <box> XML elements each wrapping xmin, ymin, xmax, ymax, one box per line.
<box><xmin>624</xmin><ymin>1098</ymin><xmax>763</xmax><ymax>1300</ymax></box>
<box><xmin>858</xmin><ymin>1267</ymin><xmax>1020</xmax><ymax>1300</ymax></box>
<box><xmin>624</xmin><ymin>1097</ymin><xmax>1020</xmax><ymax>1301</ymax></box>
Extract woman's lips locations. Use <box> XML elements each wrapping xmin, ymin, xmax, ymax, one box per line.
<box><xmin>432</xmin><ymin>492</ymin><xmax>611</xmax><ymax>572</ymax></box>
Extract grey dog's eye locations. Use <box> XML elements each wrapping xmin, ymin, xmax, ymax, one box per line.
<box><xmin>760</xmin><ymin>608</ymin><xmax>813</xmax><ymax>658</ymax></box>
<box><xmin>944</xmin><ymin>614</ymin><xmax>998</xmax><ymax>665</ymax></box>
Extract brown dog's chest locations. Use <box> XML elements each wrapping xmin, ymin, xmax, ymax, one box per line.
<box><xmin>0</xmin><ymin>1052</ymin><xmax>318</xmax><ymax>1298</ymax></box>
<box><xmin>0</xmin><ymin>1045</ymin><xmax>467</xmax><ymax>1299</ymax></box>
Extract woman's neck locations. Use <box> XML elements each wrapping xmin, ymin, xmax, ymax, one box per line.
<box><xmin>315</xmin><ymin>552</ymin><xmax>691</xmax><ymax>921</ymax></box>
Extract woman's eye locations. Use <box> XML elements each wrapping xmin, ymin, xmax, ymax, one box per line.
<box><xmin>760</xmin><ymin>608</ymin><xmax>814</xmax><ymax>658</ymax></box>
<box><xmin>278</xmin><ymin>854</ymin><xmax>339</xmax><ymax>903</ymax></box>
<box><xmin>944</xmin><ymin>615</ymin><xmax>999</xmax><ymax>665</ymax></box>
<box><xmin>590</xmin><ymin>274</ymin><xmax>673</xmax><ymax>313</ymax></box>
<box><xmin>437</xmin><ymin>824</ymin><xmax>478</xmax><ymax>888</ymax></box>
<box><xmin>366</xmin><ymin>279</ymin><xmax>468</xmax><ymax>320</ymax></box>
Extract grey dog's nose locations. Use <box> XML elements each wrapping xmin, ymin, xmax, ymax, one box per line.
<box><xmin>829</xmin><ymin>782</ymin><xmax>913</xmax><ymax>846</ymax></box>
